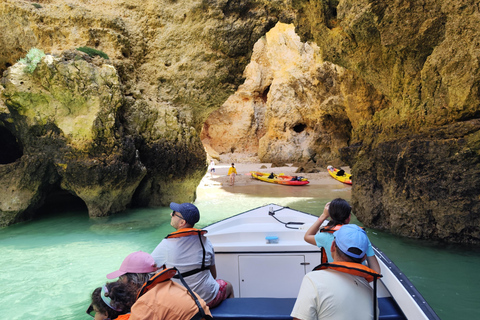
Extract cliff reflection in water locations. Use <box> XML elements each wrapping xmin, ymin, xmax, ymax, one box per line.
<box><xmin>0</xmin><ymin>183</ymin><xmax>478</xmax><ymax>320</ymax></box>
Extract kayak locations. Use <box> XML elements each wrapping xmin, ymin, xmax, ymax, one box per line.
<box><xmin>327</xmin><ymin>165</ymin><xmax>352</xmax><ymax>185</ymax></box>
<box><xmin>250</xmin><ymin>171</ymin><xmax>310</xmax><ymax>186</ymax></box>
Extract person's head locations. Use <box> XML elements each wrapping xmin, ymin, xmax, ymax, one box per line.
<box><xmin>170</xmin><ymin>202</ymin><xmax>200</xmax><ymax>229</ymax></box>
<box><xmin>87</xmin><ymin>282</ymin><xmax>136</xmax><ymax>320</ymax></box>
<box><xmin>331</xmin><ymin>224</ymin><xmax>369</xmax><ymax>264</ymax></box>
<box><xmin>327</xmin><ymin>198</ymin><xmax>351</xmax><ymax>226</ymax></box>
<box><xmin>231</xmin><ymin>163</ymin><xmax>235</xmax><ymax>167</ymax></box>
<box><xmin>106</xmin><ymin>251</ymin><xmax>159</xmax><ymax>289</ymax></box>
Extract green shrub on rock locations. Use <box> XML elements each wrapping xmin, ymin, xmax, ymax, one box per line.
<box><xmin>18</xmin><ymin>48</ymin><xmax>45</xmax><ymax>73</ymax></box>
<box><xmin>76</xmin><ymin>47</ymin><xmax>109</xmax><ymax>59</ymax></box>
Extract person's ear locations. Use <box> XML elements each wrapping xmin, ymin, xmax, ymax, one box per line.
<box><xmin>330</xmin><ymin>240</ymin><xmax>336</xmax><ymax>255</ymax></box>
<box><xmin>345</xmin><ymin>214</ymin><xmax>351</xmax><ymax>224</ymax></box>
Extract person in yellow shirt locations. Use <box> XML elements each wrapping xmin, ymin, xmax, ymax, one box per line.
<box><xmin>227</xmin><ymin>163</ymin><xmax>237</xmax><ymax>186</ymax></box>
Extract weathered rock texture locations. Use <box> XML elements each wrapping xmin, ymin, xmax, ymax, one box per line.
<box><xmin>201</xmin><ymin>23</ymin><xmax>388</xmax><ymax>166</ymax></box>
<box><xmin>202</xmin><ymin>1</ymin><xmax>480</xmax><ymax>244</ymax></box>
<box><xmin>298</xmin><ymin>0</ymin><xmax>480</xmax><ymax>244</ymax></box>
<box><xmin>1</xmin><ymin>0</ymin><xmax>480</xmax><ymax>244</ymax></box>
<box><xmin>0</xmin><ymin>0</ymin><xmax>294</xmax><ymax>225</ymax></box>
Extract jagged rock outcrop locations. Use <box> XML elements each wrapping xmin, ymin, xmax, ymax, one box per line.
<box><xmin>201</xmin><ymin>23</ymin><xmax>388</xmax><ymax>166</ymax></box>
<box><xmin>1</xmin><ymin>50</ymin><xmax>146</xmax><ymax>225</ymax></box>
<box><xmin>0</xmin><ymin>0</ymin><xmax>293</xmax><ymax>225</ymax></box>
<box><xmin>202</xmin><ymin>1</ymin><xmax>480</xmax><ymax>243</ymax></box>
<box><xmin>298</xmin><ymin>0</ymin><xmax>480</xmax><ymax>244</ymax></box>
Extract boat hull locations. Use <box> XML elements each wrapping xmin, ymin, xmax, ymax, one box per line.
<box><xmin>205</xmin><ymin>204</ymin><xmax>439</xmax><ymax>320</ymax></box>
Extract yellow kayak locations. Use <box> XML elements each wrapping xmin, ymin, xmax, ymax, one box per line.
<box><xmin>250</xmin><ymin>171</ymin><xmax>309</xmax><ymax>186</ymax></box>
<box><xmin>327</xmin><ymin>166</ymin><xmax>352</xmax><ymax>185</ymax></box>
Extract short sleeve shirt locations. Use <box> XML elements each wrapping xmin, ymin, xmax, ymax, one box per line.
<box><xmin>291</xmin><ymin>269</ymin><xmax>378</xmax><ymax>320</ymax></box>
<box><xmin>151</xmin><ymin>234</ymin><xmax>219</xmax><ymax>303</ymax></box>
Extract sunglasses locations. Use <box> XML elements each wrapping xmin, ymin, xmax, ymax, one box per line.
<box><xmin>86</xmin><ymin>305</ymin><xmax>94</xmax><ymax>318</ymax></box>
<box><xmin>86</xmin><ymin>304</ymin><xmax>111</xmax><ymax>320</ymax></box>
<box><xmin>171</xmin><ymin>211</ymin><xmax>184</xmax><ymax>220</ymax></box>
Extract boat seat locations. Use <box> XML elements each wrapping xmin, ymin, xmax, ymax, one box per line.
<box><xmin>211</xmin><ymin>298</ymin><xmax>295</xmax><ymax>320</ymax></box>
<box><xmin>210</xmin><ymin>297</ymin><xmax>406</xmax><ymax>320</ymax></box>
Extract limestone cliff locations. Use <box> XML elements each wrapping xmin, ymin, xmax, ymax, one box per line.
<box><xmin>298</xmin><ymin>0</ymin><xmax>480</xmax><ymax>244</ymax></box>
<box><xmin>0</xmin><ymin>0</ymin><xmax>293</xmax><ymax>225</ymax></box>
<box><xmin>1</xmin><ymin>0</ymin><xmax>480</xmax><ymax>244</ymax></box>
<box><xmin>202</xmin><ymin>1</ymin><xmax>480</xmax><ymax>244</ymax></box>
<box><xmin>201</xmin><ymin>23</ymin><xmax>388</xmax><ymax>166</ymax></box>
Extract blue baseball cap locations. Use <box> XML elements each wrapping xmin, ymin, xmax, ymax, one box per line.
<box><xmin>170</xmin><ymin>202</ymin><xmax>200</xmax><ymax>226</ymax></box>
<box><xmin>334</xmin><ymin>224</ymin><xmax>369</xmax><ymax>259</ymax></box>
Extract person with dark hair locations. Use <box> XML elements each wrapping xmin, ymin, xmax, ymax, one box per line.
<box><xmin>227</xmin><ymin>163</ymin><xmax>237</xmax><ymax>185</ymax></box>
<box><xmin>106</xmin><ymin>251</ymin><xmax>159</xmax><ymax>289</ymax></box>
<box><xmin>292</xmin><ymin>224</ymin><xmax>382</xmax><ymax>320</ymax></box>
<box><xmin>87</xmin><ymin>281</ymin><xmax>136</xmax><ymax>320</ymax></box>
<box><xmin>151</xmin><ymin>202</ymin><xmax>234</xmax><ymax>308</ymax></box>
<box><xmin>304</xmin><ymin>198</ymin><xmax>380</xmax><ymax>273</ymax></box>
<box><xmin>103</xmin><ymin>251</ymin><xmax>213</xmax><ymax>320</ymax></box>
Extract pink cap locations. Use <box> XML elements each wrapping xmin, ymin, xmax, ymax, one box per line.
<box><xmin>106</xmin><ymin>251</ymin><xmax>158</xmax><ymax>279</ymax></box>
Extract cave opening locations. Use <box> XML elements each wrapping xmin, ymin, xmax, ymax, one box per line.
<box><xmin>35</xmin><ymin>184</ymin><xmax>88</xmax><ymax>218</ymax></box>
<box><xmin>293</xmin><ymin>123</ymin><xmax>307</xmax><ymax>133</ymax></box>
<box><xmin>0</xmin><ymin>126</ymin><xmax>23</xmax><ymax>164</ymax></box>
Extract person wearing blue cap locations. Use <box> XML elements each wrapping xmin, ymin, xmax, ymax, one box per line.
<box><xmin>291</xmin><ymin>224</ymin><xmax>381</xmax><ymax>320</ymax></box>
<box><xmin>151</xmin><ymin>202</ymin><xmax>234</xmax><ymax>308</ymax></box>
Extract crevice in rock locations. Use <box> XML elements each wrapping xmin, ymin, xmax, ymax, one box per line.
<box><xmin>325</xmin><ymin>0</ymin><xmax>339</xmax><ymax>30</ymax></box>
<box><xmin>261</xmin><ymin>85</ymin><xmax>270</xmax><ymax>103</ymax></box>
<box><xmin>0</xmin><ymin>126</ymin><xmax>23</xmax><ymax>164</ymax></box>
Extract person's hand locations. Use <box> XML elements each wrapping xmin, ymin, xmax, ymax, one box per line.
<box><xmin>319</xmin><ymin>202</ymin><xmax>330</xmax><ymax>220</ymax></box>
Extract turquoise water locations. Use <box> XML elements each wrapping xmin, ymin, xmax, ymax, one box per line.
<box><xmin>0</xmin><ymin>183</ymin><xmax>478</xmax><ymax>319</ymax></box>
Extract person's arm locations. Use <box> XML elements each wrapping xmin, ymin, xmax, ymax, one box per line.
<box><xmin>209</xmin><ymin>264</ymin><xmax>217</xmax><ymax>279</ymax></box>
<box><xmin>304</xmin><ymin>202</ymin><xmax>330</xmax><ymax>245</ymax></box>
<box><xmin>366</xmin><ymin>255</ymin><xmax>381</xmax><ymax>274</ymax></box>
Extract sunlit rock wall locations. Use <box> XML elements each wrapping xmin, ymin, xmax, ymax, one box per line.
<box><xmin>1</xmin><ymin>0</ymin><xmax>479</xmax><ymax>244</ymax></box>
<box><xmin>0</xmin><ymin>0</ymin><xmax>293</xmax><ymax>225</ymax></box>
<box><xmin>297</xmin><ymin>0</ymin><xmax>480</xmax><ymax>243</ymax></box>
<box><xmin>202</xmin><ymin>23</ymin><xmax>388</xmax><ymax>165</ymax></box>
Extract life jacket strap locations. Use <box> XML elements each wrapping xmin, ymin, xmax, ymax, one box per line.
<box><xmin>167</xmin><ymin>228</ymin><xmax>208</xmax><ymax>279</ymax></box>
<box><xmin>175</xmin><ymin>267</ymin><xmax>213</xmax><ymax>320</ymax></box>
<box><xmin>172</xmin><ymin>266</ymin><xmax>210</xmax><ymax>279</ymax></box>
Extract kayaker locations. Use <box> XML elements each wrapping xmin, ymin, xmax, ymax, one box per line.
<box><xmin>227</xmin><ymin>163</ymin><xmax>237</xmax><ymax>185</ymax></box>
<box><xmin>292</xmin><ymin>225</ymin><xmax>381</xmax><ymax>320</ymax></box>
<box><xmin>151</xmin><ymin>202</ymin><xmax>234</xmax><ymax>308</ymax></box>
<box><xmin>303</xmin><ymin>198</ymin><xmax>380</xmax><ymax>273</ymax></box>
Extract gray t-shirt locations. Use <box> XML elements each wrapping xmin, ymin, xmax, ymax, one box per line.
<box><xmin>151</xmin><ymin>234</ymin><xmax>219</xmax><ymax>303</ymax></box>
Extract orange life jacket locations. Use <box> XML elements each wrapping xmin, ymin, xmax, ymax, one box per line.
<box><xmin>136</xmin><ymin>267</ymin><xmax>213</xmax><ymax>320</ymax></box>
<box><xmin>165</xmin><ymin>228</ymin><xmax>210</xmax><ymax>279</ymax></box>
<box><xmin>115</xmin><ymin>314</ymin><xmax>131</xmax><ymax>320</ymax></box>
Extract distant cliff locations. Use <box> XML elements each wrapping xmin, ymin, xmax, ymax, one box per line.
<box><xmin>1</xmin><ymin>0</ymin><xmax>479</xmax><ymax>244</ymax></box>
